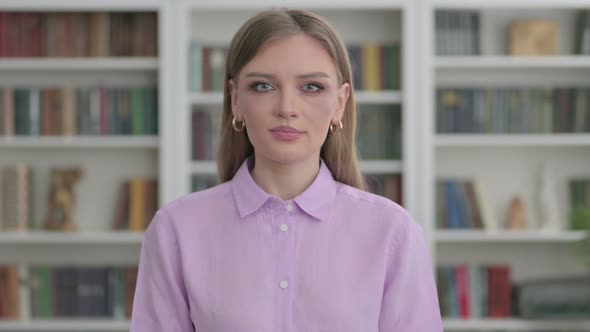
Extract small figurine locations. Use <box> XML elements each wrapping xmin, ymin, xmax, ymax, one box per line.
<box><xmin>506</xmin><ymin>196</ymin><xmax>527</xmax><ymax>230</ymax></box>
<box><xmin>44</xmin><ymin>167</ymin><xmax>85</xmax><ymax>232</ymax></box>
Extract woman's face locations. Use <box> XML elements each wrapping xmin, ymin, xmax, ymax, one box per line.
<box><xmin>229</xmin><ymin>34</ymin><xmax>350</xmax><ymax>165</ymax></box>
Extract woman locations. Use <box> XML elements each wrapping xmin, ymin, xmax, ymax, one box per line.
<box><xmin>131</xmin><ymin>8</ymin><xmax>442</xmax><ymax>332</ymax></box>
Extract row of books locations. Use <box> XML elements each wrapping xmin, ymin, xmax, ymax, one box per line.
<box><xmin>1</xmin><ymin>164</ymin><xmax>33</xmax><ymax>231</ymax></box>
<box><xmin>191</xmin><ymin>105</ymin><xmax>402</xmax><ymax>161</ymax></box>
<box><xmin>0</xmin><ymin>266</ymin><xmax>19</xmax><ymax>319</ymax></box>
<box><xmin>435</xmin><ymin>11</ymin><xmax>480</xmax><ymax>56</ymax></box>
<box><xmin>437</xmin><ymin>88</ymin><xmax>590</xmax><ymax>134</ymax></box>
<box><xmin>364</xmin><ymin>174</ymin><xmax>403</xmax><ymax>205</ymax></box>
<box><xmin>0</xmin><ymin>12</ymin><xmax>157</xmax><ymax>57</ymax></box>
<box><xmin>575</xmin><ymin>10</ymin><xmax>590</xmax><ymax>54</ymax></box>
<box><xmin>436</xmin><ymin>264</ymin><xmax>512</xmax><ymax>318</ymax></box>
<box><xmin>569</xmin><ymin>179</ymin><xmax>590</xmax><ymax>230</ymax></box>
<box><xmin>0</xmin><ymin>86</ymin><xmax>158</xmax><ymax>136</ymax></box>
<box><xmin>188</xmin><ymin>43</ymin><xmax>227</xmax><ymax>92</ymax></box>
<box><xmin>356</xmin><ymin>105</ymin><xmax>401</xmax><ymax>160</ymax></box>
<box><xmin>112</xmin><ymin>178</ymin><xmax>159</xmax><ymax>232</ymax></box>
<box><xmin>347</xmin><ymin>44</ymin><xmax>402</xmax><ymax>91</ymax></box>
<box><xmin>187</xmin><ymin>42</ymin><xmax>402</xmax><ymax>92</ymax></box>
<box><xmin>192</xmin><ymin>108</ymin><xmax>222</xmax><ymax>161</ymax></box>
<box><xmin>516</xmin><ymin>275</ymin><xmax>590</xmax><ymax>318</ymax></box>
<box><xmin>436</xmin><ymin>179</ymin><xmax>494</xmax><ymax>230</ymax></box>
<box><xmin>28</xmin><ymin>266</ymin><xmax>138</xmax><ymax>319</ymax></box>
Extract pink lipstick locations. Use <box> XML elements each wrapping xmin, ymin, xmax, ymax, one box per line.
<box><xmin>270</xmin><ymin>126</ymin><xmax>303</xmax><ymax>141</ymax></box>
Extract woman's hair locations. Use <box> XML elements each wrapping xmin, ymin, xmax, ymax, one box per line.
<box><xmin>217</xmin><ymin>8</ymin><xmax>365</xmax><ymax>190</ymax></box>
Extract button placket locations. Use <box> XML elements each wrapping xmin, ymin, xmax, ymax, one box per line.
<box><xmin>274</xmin><ymin>203</ymin><xmax>295</xmax><ymax>332</ymax></box>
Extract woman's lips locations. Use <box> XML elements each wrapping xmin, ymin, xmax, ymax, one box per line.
<box><xmin>270</xmin><ymin>126</ymin><xmax>304</xmax><ymax>141</ymax></box>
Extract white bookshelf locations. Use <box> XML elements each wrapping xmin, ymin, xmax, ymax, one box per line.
<box><xmin>0</xmin><ymin>319</ymin><xmax>130</xmax><ymax>332</ymax></box>
<box><xmin>443</xmin><ymin>318</ymin><xmax>590</xmax><ymax>331</ymax></box>
<box><xmin>435</xmin><ymin>55</ymin><xmax>590</xmax><ymax>68</ymax></box>
<box><xmin>0</xmin><ymin>58</ymin><xmax>159</xmax><ymax>71</ymax></box>
<box><xmin>188</xmin><ymin>90</ymin><xmax>404</xmax><ymax>106</ymax></box>
<box><xmin>422</xmin><ymin>0</ymin><xmax>590</xmax><ymax>330</ymax></box>
<box><xmin>436</xmin><ymin>134</ymin><xmax>590</xmax><ymax>147</ymax></box>
<box><xmin>189</xmin><ymin>159</ymin><xmax>404</xmax><ymax>176</ymax></box>
<box><xmin>436</xmin><ymin>230</ymin><xmax>587</xmax><ymax>243</ymax></box>
<box><xmin>0</xmin><ymin>232</ymin><xmax>143</xmax><ymax>245</ymax></box>
<box><xmin>0</xmin><ymin>0</ymin><xmax>172</xmax><ymax>328</ymax></box>
<box><xmin>179</xmin><ymin>0</ymin><xmax>418</xmax><ymax>213</ymax></box>
<box><xmin>0</xmin><ymin>136</ymin><xmax>159</xmax><ymax>149</ymax></box>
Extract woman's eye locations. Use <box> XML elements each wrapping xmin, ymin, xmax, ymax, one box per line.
<box><xmin>301</xmin><ymin>83</ymin><xmax>323</xmax><ymax>93</ymax></box>
<box><xmin>252</xmin><ymin>82</ymin><xmax>275</xmax><ymax>92</ymax></box>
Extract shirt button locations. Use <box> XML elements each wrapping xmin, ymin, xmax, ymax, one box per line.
<box><xmin>280</xmin><ymin>280</ymin><xmax>289</xmax><ymax>289</ymax></box>
<box><xmin>286</xmin><ymin>203</ymin><xmax>294</xmax><ymax>212</ymax></box>
<box><xmin>280</xmin><ymin>224</ymin><xmax>289</xmax><ymax>232</ymax></box>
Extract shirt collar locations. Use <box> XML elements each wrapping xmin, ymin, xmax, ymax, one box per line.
<box><xmin>231</xmin><ymin>157</ymin><xmax>338</xmax><ymax>222</ymax></box>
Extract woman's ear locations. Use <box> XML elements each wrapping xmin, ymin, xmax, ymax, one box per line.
<box><xmin>334</xmin><ymin>82</ymin><xmax>350</xmax><ymax>122</ymax></box>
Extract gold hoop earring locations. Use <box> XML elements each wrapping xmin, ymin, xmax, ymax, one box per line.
<box><xmin>232</xmin><ymin>116</ymin><xmax>245</xmax><ymax>132</ymax></box>
<box><xmin>330</xmin><ymin>121</ymin><xmax>343</xmax><ymax>134</ymax></box>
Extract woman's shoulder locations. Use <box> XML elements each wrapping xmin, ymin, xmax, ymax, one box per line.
<box><xmin>335</xmin><ymin>182</ymin><xmax>422</xmax><ymax>230</ymax></box>
<box><xmin>336</xmin><ymin>182</ymin><xmax>407</xmax><ymax>216</ymax></box>
<box><xmin>157</xmin><ymin>181</ymin><xmax>233</xmax><ymax>220</ymax></box>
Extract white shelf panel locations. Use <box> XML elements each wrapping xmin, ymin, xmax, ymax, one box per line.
<box><xmin>435</xmin><ymin>56</ymin><xmax>590</xmax><ymax>69</ymax></box>
<box><xmin>188</xmin><ymin>160</ymin><xmax>404</xmax><ymax>175</ymax></box>
<box><xmin>0</xmin><ymin>232</ymin><xmax>143</xmax><ymax>245</ymax></box>
<box><xmin>443</xmin><ymin>318</ymin><xmax>590</xmax><ymax>331</ymax></box>
<box><xmin>355</xmin><ymin>91</ymin><xmax>403</xmax><ymax>104</ymax></box>
<box><xmin>185</xmin><ymin>0</ymin><xmax>406</xmax><ymax>10</ymax></box>
<box><xmin>433</xmin><ymin>0</ymin><xmax>590</xmax><ymax>9</ymax></box>
<box><xmin>0</xmin><ymin>58</ymin><xmax>158</xmax><ymax>71</ymax></box>
<box><xmin>0</xmin><ymin>136</ymin><xmax>159</xmax><ymax>149</ymax></box>
<box><xmin>189</xmin><ymin>92</ymin><xmax>224</xmax><ymax>106</ymax></box>
<box><xmin>436</xmin><ymin>230</ymin><xmax>587</xmax><ymax>243</ymax></box>
<box><xmin>189</xmin><ymin>91</ymin><xmax>403</xmax><ymax>106</ymax></box>
<box><xmin>0</xmin><ymin>319</ymin><xmax>130</xmax><ymax>332</ymax></box>
<box><xmin>360</xmin><ymin>160</ymin><xmax>403</xmax><ymax>174</ymax></box>
<box><xmin>435</xmin><ymin>134</ymin><xmax>590</xmax><ymax>147</ymax></box>
<box><xmin>189</xmin><ymin>161</ymin><xmax>217</xmax><ymax>175</ymax></box>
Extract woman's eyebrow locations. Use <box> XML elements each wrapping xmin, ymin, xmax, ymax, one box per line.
<box><xmin>243</xmin><ymin>72</ymin><xmax>331</xmax><ymax>79</ymax></box>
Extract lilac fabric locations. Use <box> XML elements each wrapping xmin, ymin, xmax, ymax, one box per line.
<box><xmin>130</xmin><ymin>158</ymin><xmax>442</xmax><ymax>331</ymax></box>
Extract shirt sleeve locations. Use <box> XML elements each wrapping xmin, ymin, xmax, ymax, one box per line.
<box><xmin>379</xmin><ymin>214</ymin><xmax>443</xmax><ymax>331</ymax></box>
<box><xmin>130</xmin><ymin>210</ymin><xmax>194</xmax><ymax>332</ymax></box>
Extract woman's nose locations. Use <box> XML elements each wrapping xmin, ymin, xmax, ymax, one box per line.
<box><xmin>276</xmin><ymin>89</ymin><xmax>299</xmax><ymax>119</ymax></box>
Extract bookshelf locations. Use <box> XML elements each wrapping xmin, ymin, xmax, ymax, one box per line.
<box><xmin>421</xmin><ymin>0</ymin><xmax>590</xmax><ymax>330</ymax></box>
<box><xmin>177</xmin><ymin>0</ymin><xmax>418</xmax><ymax>213</ymax></box>
<box><xmin>0</xmin><ymin>0</ymin><xmax>588</xmax><ymax>330</ymax></box>
<box><xmin>0</xmin><ymin>0</ymin><xmax>173</xmax><ymax>329</ymax></box>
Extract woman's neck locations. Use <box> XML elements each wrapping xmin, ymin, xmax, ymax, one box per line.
<box><xmin>251</xmin><ymin>154</ymin><xmax>320</xmax><ymax>201</ymax></box>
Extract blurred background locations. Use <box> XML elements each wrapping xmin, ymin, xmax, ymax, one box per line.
<box><xmin>0</xmin><ymin>0</ymin><xmax>589</xmax><ymax>331</ymax></box>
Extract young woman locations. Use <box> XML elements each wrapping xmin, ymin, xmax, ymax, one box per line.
<box><xmin>131</xmin><ymin>8</ymin><xmax>442</xmax><ymax>332</ymax></box>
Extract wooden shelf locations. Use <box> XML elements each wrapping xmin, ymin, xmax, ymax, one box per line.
<box><xmin>0</xmin><ymin>232</ymin><xmax>143</xmax><ymax>245</ymax></box>
<box><xmin>435</xmin><ymin>56</ymin><xmax>590</xmax><ymax>69</ymax></box>
<box><xmin>0</xmin><ymin>319</ymin><xmax>130</xmax><ymax>332</ymax></box>
<box><xmin>0</xmin><ymin>57</ymin><xmax>158</xmax><ymax>71</ymax></box>
<box><xmin>0</xmin><ymin>136</ymin><xmax>159</xmax><ymax>149</ymax></box>
<box><xmin>436</xmin><ymin>230</ymin><xmax>587</xmax><ymax>243</ymax></box>
<box><xmin>443</xmin><ymin>318</ymin><xmax>590</xmax><ymax>331</ymax></box>
<box><xmin>435</xmin><ymin>134</ymin><xmax>590</xmax><ymax>147</ymax></box>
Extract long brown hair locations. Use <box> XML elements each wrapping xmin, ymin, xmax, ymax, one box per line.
<box><xmin>217</xmin><ymin>8</ymin><xmax>364</xmax><ymax>190</ymax></box>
